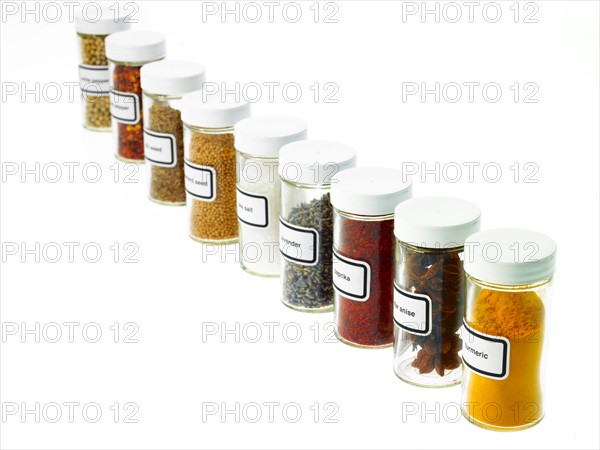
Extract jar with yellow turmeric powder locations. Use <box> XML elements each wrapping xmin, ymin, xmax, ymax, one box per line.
<box><xmin>462</xmin><ymin>228</ymin><xmax>556</xmax><ymax>431</ymax></box>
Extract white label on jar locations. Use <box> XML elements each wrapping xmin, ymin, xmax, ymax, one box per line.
<box><xmin>79</xmin><ymin>64</ymin><xmax>110</xmax><ymax>94</ymax></box>
<box><xmin>184</xmin><ymin>161</ymin><xmax>216</xmax><ymax>202</ymax></box>
<box><xmin>110</xmin><ymin>90</ymin><xmax>140</xmax><ymax>124</ymax></box>
<box><xmin>461</xmin><ymin>321</ymin><xmax>510</xmax><ymax>380</ymax></box>
<box><xmin>279</xmin><ymin>218</ymin><xmax>319</xmax><ymax>266</ymax></box>
<box><xmin>332</xmin><ymin>250</ymin><xmax>371</xmax><ymax>301</ymax></box>
<box><xmin>236</xmin><ymin>187</ymin><xmax>269</xmax><ymax>228</ymax></box>
<box><xmin>393</xmin><ymin>285</ymin><xmax>432</xmax><ymax>336</ymax></box>
<box><xmin>144</xmin><ymin>130</ymin><xmax>176</xmax><ymax>167</ymax></box>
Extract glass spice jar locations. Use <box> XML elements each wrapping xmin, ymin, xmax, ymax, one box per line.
<box><xmin>181</xmin><ymin>91</ymin><xmax>251</xmax><ymax>244</ymax></box>
<box><xmin>330</xmin><ymin>168</ymin><xmax>412</xmax><ymax>348</ymax></box>
<box><xmin>234</xmin><ymin>116</ymin><xmax>308</xmax><ymax>277</ymax></box>
<box><xmin>75</xmin><ymin>8</ymin><xmax>130</xmax><ymax>131</ymax></box>
<box><xmin>278</xmin><ymin>140</ymin><xmax>357</xmax><ymax>312</ymax></box>
<box><xmin>461</xmin><ymin>228</ymin><xmax>556</xmax><ymax>431</ymax></box>
<box><xmin>141</xmin><ymin>61</ymin><xmax>206</xmax><ymax>205</ymax></box>
<box><xmin>393</xmin><ymin>197</ymin><xmax>481</xmax><ymax>387</ymax></box>
<box><xmin>105</xmin><ymin>30</ymin><xmax>167</xmax><ymax>162</ymax></box>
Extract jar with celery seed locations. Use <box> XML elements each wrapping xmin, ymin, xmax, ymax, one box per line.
<box><xmin>106</xmin><ymin>30</ymin><xmax>166</xmax><ymax>162</ymax></box>
<box><xmin>75</xmin><ymin>8</ymin><xmax>130</xmax><ymax>131</ymax></box>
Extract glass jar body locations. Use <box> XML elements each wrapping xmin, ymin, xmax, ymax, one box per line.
<box><xmin>143</xmin><ymin>92</ymin><xmax>185</xmax><ymax>205</ymax></box>
<box><xmin>78</xmin><ymin>32</ymin><xmax>111</xmax><ymax>131</ymax></box>
<box><xmin>461</xmin><ymin>275</ymin><xmax>551</xmax><ymax>430</ymax></box>
<box><xmin>333</xmin><ymin>209</ymin><xmax>395</xmax><ymax>347</ymax></box>
<box><xmin>236</xmin><ymin>151</ymin><xmax>281</xmax><ymax>276</ymax></box>
<box><xmin>184</xmin><ymin>124</ymin><xmax>238</xmax><ymax>244</ymax></box>
<box><xmin>393</xmin><ymin>242</ymin><xmax>464</xmax><ymax>387</ymax></box>
<box><xmin>280</xmin><ymin>179</ymin><xmax>333</xmax><ymax>312</ymax></box>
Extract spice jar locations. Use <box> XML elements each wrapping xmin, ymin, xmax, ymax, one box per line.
<box><xmin>106</xmin><ymin>30</ymin><xmax>167</xmax><ymax>162</ymax></box>
<box><xmin>331</xmin><ymin>168</ymin><xmax>412</xmax><ymax>348</ymax></box>
<box><xmin>141</xmin><ymin>61</ymin><xmax>206</xmax><ymax>205</ymax></box>
<box><xmin>278</xmin><ymin>140</ymin><xmax>357</xmax><ymax>312</ymax></box>
<box><xmin>392</xmin><ymin>197</ymin><xmax>481</xmax><ymax>387</ymax></box>
<box><xmin>75</xmin><ymin>8</ymin><xmax>130</xmax><ymax>131</ymax></box>
<box><xmin>234</xmin><ymin>116</ymin><xmax>308</xmax><ymax>277</ymax></box>
<box><xmin>461</xmin><ymin>228</ymin><xmax>556</xmax><ymax>431</ymax></box>
<box><xmin>181</xmin><ymin>91</ymin><xmax>251</xmax><ymax>243</ymax></box>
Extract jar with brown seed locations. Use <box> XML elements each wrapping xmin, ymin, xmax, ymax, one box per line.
<box><xmin>141</xmin><ymin>61</ymin><xmax>206</xmax><ymax>205</ymax></box>
<box><xmin>181</xmin><ymin>91</ymin><xmax>251</xmax><ymax>243</ymax></box>
<box><xmin>75</xmin><ymin>8</ymin><xmax>130</xmax><ymax>131</ymax></box>
<box><xmin>392</xmin><ymin>197</ymin><xmax>481</xmax><ymax>387</ymax></box>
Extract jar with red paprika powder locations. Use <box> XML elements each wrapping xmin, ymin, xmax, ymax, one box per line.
<box><xmin>106</xmin><ymin>30</ymin><xmax>166</xmax><ymax>162</ymax></box>
<box><xmin>393</xmin><ymin>197</ymin><xmax>481</xmax><ymax>387</ymax></box>
<box><xmin>331</xmin><ymin>167</ymin><xmax>412</xmax><ymax>348</ymax></box>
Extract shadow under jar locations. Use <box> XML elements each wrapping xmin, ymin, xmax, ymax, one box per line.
<box><xmin>393</xmin><ymin>196</ymin><xmax>481</xmax><ymax>387</ymax></box>
<box><xmin>278</xmin><ymin>140</ymin><xmax>357</xmax><ymax>312</ymax></box>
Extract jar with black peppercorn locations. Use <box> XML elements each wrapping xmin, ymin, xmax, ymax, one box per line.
<box><xmin>393</xmin><ymin>197</ymin><xmax>481</xmax><ymax>387</ymax></box>
<box><xmin>278</xmin><ymin>140</ymin><xmax>356</xmax><ymax>312</ymax></box>
<box><xmin>75</xmin><ymin>8</ymin><xmax>130</xmax><ymax>131</ymax></box>
<box><xmin>330</xmin><ymin>168</ymin><xmax>412</xmax><ymax>347</ymax></box>
<box><xmin>106</xmin><ymin>30</ymin><xmax>166</xmax><ymax>162</ymax></box>
<box><xmin>141</xmin><ymin>60</ymin><xmax>206</xmax><ymax>205</ymax></box>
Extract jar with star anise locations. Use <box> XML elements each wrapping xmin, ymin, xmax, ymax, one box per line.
<box><xmin>392</xmin><ymin>197</ymin><xmax>481</xmax><ymax>387</ymax></box>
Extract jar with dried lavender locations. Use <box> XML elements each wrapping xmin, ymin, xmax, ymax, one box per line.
<box><xmin>75</xmin><ymin>8</ymin><xmax>130</xmax><ymax>131</ymax></box>
<box><xmin>278</xmin><ymin>140</ymin><xmax>357</xmax><ymax>312</ymax></box>
<box><xmin>393</xmin><ymin>197</ymin><xmax>481</xmax><ymax>387</ymax></box>
<box><xmin>141</xmin><ymin>61</ymin><xmax>205</xmax><ymax>205</ymax></box>
<box><xmin>331</xmin><ymin>168</ymin><xmax>412</xmax><ymax>347</ymax></box>
<box><xmin>182</xmin><ymin>91</ymin><xmax>251</xmax><ymax>243</ymax></box>
<box><xmin>106</xmin><ymin>30</ymin><xmax>166</xmax><ymax>162</ymax></box>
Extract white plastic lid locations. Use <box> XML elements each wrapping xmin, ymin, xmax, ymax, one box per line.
<box><xmin>394</xmin><ymin>196</ymin><xmax>481</xmax><ymax>248</ymax></box>
<box><xmin>279</xmin><ymin>140</ymin><xmax>357</xmax><ymax>185</ymax></box>
<box><xmin>105</xmin><ymin>30</ymin><xmax>166</xmax><ymax>63</ymax></box>
<box><xmin>464</xmin><ymin>228</ymin><xmax>557</xmax><ymax>285</ymax></box>
<box><xmin>330</xmin><ymin>167</ymin><xmax>413</xmax><ymax>216</ymax></box>
<box><xmin>181</xmin><ymin>91</ymin><xmax>251</xmax><ymax>128</ymax></box>
<box><xmin>141</xmin><ymin>61</ymin><xmax>206</xmax><ymax>96</ymax></box>
<box><xmin>234</xmin><ymin>116</ymin><xmax>308</xmax><ymax>157</ymax></box>
<box><xmin>75</xmin><ymin>8</ymin><xmax>131</xmax><ymax>35</ymax></box>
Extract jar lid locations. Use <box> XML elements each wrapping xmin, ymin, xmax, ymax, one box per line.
<box><xmin>141</xmin><ymin>60</ymin><xmax>206</xmax><ymax>96</ymax></box>
<box><xmin>181</xmin><ymin>91</ymin><xmax>251</xmax><ymax>128</ymax></box>
<box><xmin>464</xmin><ymin>228</ymin><xmax>557</xmax><ymax>285</ymax></box>
<box><xmin>331</xmin><ymin>167</ymin><xmax>413</xmax><ymax>216</ymax></box>
<box><xmin>105</xmin><ymin>30</ymin><xmax>166</xmax><ymax>63</ymax></box>
<box><xmin>234</xmin><ymin>116</ymin><xmax>308</xmax><ymax>157</ymax></box>
<box><xmin>394</xmin><ymin>196</ymin><xmax>481</xmax><ymax>248</ymax></box>
<box><xmin>278</xmin><ymin>140</ymin><xmax>357</xmax><ymax>185</ymax></box>
<box><xmin>75</xmin><ymin>8</ymin><xmax>131</xmax><ymax>35</ymax></box>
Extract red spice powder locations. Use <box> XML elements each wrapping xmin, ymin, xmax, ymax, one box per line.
<box><xmin>335</xmin><ymin>216</ymin><xmax>396</xmax><ymax>347</ymax></box>
<box><xmin>113</xmin><ymin>64</ymin><xmax>144</xmax><ymax>161</ymax></box>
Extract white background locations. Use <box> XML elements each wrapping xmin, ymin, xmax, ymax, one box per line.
<box><xmin>1</xmin><ymin>1</ymin><xmax>599</xmax><ymax>449</ymax></box>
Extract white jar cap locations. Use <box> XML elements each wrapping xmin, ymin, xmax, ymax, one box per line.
<box><xmin>278</xmin><ymin>140</ymin><xmax>357</xmax><ymax>185</ymax></box>
<box><xmin>105</xmin><ymin>30</ymin><xmax>166</xmax><ymax>63</ymax></box>
<box><xmin>75</xmin><ymin>8</ymin><xmax>131</xmax><ymax>35</ymax></box>
<box><xmin>394</xmin><ymin>196</ymin><xmax>481</xmax><ymax>249</ymax></box>
<box><xmin>181</xmin><ymin>90</ymin><xmax>251</xmax><ymax>128</ymax></box>
<box><xmin>234</xmin><ymin>116</ymin><xmax>308</xmax><ymax>157</ymax></box>
<box><xmin>331</xmin><ymin>167</ymin><xmax>413</xmax><ymax>216</ymax></box>
<box><xmin>464</xmin><ymin>228</ymin><xmax>556</xmax><ymax>285</ymax></box>
<box><xmin>141</xmin><ymin>60</ymin><xmax>206</xmax><ymax>97</ymax></box>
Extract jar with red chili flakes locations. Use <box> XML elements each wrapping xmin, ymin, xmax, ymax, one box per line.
<box><xmin>330</xmin><ymin>167</ymin><xmax>412</xmax><ymax>348</ymax></box>
<box><xmin>393</xmin><ymin>197</ymin><xmax>481</xmax><ymax>387</ymax></box>
<box><xmin>106</xmin><ymin>30</ymin><xmax>166</xmax><ymax>162</ymax></box>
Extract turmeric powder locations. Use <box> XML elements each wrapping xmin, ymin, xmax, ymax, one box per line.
<box><xmin>463</xmin><ymin>288</ymin><xmax>545</xmax><ymax>430</ymax></box>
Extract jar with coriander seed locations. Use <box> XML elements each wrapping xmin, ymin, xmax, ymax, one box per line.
<box><xmin>141</xmin><ymin>61</ymin><xmax>206</xmax><ymax>205</ymax></box>
<box><xmin>278</xmin><ymin>140</ymin><xmax>357</xmax><ymax>312</ymax></box>
<box><xmin>75</xmin><ymin>8</ymin><xmax>130</xmax><ymax>131</ymax></box>
<box><xmin>181</xmin><ymin>91</ymin><xmax>251</xmax><ymax>243</ymax></box>
<box><xmin>393</xmin><ymin>197</ymin><xmax>481</xmax><ymax>387</ymax></box>
<box><xmin>106</xmin><ymin>30</ymin><xmax>167</xmax><ymax>162</ymax></box>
